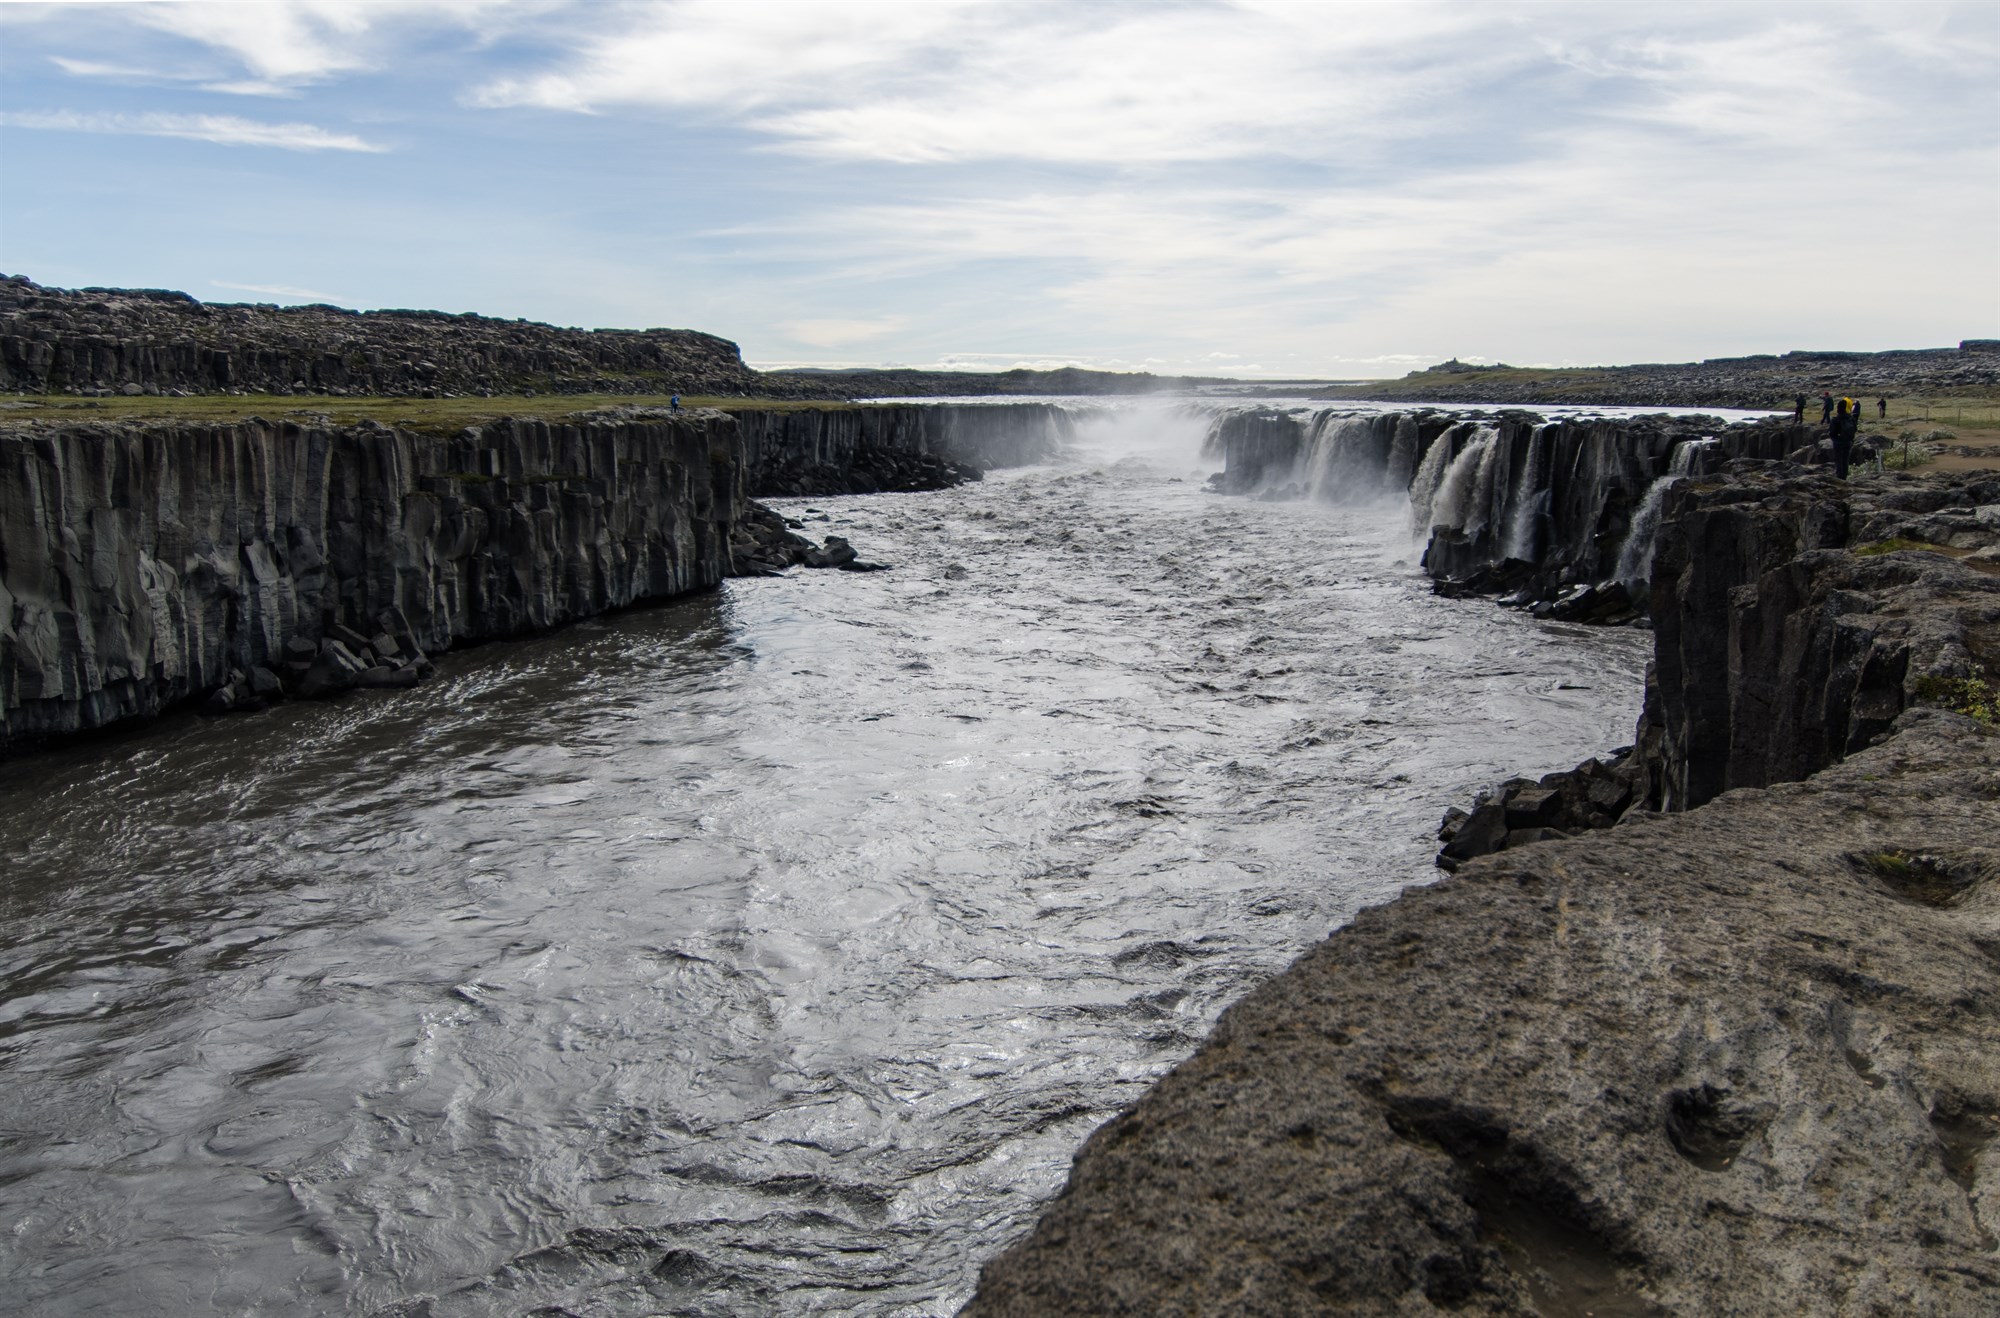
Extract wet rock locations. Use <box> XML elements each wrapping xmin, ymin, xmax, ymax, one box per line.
<box><xmin>727</xmin><ymin>499</ymin><xmax>815</xmax><ymax>576</ymax></box>
<box><xmin>1502</xmin><ymin>785</ymin><xmax>1559</xmax><ymax>827</ymax></box>
<box><xmin>805</xmin><ymin>536</ymin><xmax>859</xmax><ymax>569</ymax></box>
<box><xmin>298</xmin><ymin>640</ymin><xmax>367</xmax><ymax>698</ymax></box>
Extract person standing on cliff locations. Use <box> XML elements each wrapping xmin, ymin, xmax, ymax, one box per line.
<box><xmin>1821</xmin><ymin>392</ymin><xmax>1835</xmax><ymax>424</ymax></box>
<box><xmin>1794</xmin><ymin>393</ymin><xmax>1807</xmax><ymax>423</ymax></box>
<box><xmin>670</xmin><ymin>393</ymin><xmax>681</xmax><ymax>413</ymax></box>
<box><xmin>1831</xmin><ymin>398</ymin><xmax>1855</xmax><ymax>479</ymax></box>
<box><xmin>1878</xmin><ymin>396</ymin><xmax>1888</xmax><ymax>419</ymax></box>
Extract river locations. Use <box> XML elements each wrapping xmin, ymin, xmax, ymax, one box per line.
<box><xmin>0</xmin><ymin>406</ymin><xmax>1649</xmax><ymax>1315</ymax></box>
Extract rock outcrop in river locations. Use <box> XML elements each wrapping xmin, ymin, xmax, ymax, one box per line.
<box><xmin>969</xmin><ymin>468</ymin><xmax>2000</xmax><ymax>1315</ymax></box>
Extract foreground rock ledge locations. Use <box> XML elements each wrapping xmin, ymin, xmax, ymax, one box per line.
<box><xmin>967</xmin><ymin>709</ymin><xmax>1999</xmax><ymax>1316</ymax></box>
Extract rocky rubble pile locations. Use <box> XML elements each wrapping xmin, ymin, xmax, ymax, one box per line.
<box><xmin>1435</xmin><ymin>749</ymin><xmax>1643</xmax><ymax>871</ymax></box>
<box><xmin>202</xmin><ymin>610</ymin><xmax>436</xmax><ymax>715</ymax></box>
<box><xmin>728</xmin><ymin>502</ymin><xmax>889</xmax><ymax>576</ymax></box>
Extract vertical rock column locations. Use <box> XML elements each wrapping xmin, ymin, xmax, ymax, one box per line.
<box><xmin>0</xmin><ymin>412</ymin><xmax>745</xmax><ymax>754</ymax></box>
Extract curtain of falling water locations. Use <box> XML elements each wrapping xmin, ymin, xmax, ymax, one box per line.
<box><xmin>0</xmin><ymin>425</ymin><xmax>1649</xmax><ymax>1316</ymax></box>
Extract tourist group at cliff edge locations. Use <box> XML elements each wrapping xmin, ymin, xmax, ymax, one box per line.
<box><xmin>1791</xmin><ymin>391</ymin><xmax>1887</xmax><ymax>479</ymax></box>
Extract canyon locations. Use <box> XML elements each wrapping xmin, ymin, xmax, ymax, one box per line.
<box><xmin>5</xmin><ymin>283</ymin><xmax>1999</xmax><ymax>1313</ymax></box>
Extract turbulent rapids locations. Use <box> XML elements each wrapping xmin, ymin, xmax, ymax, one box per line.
<box><xmin>0</xmin><ymin>404</ymin><xmax>1658</xmax><ymax>1315</ymax></box>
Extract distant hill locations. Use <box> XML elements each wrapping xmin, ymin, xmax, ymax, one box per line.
<box><xmin>0</xmin><ymin>276</ymin><xmax>1235</xmax><ymax>401</ymax></box>
<box><xmin>1316</xmin><ymin>347</ymin><xmax>2000</xmax><ymax>410</ymax></box>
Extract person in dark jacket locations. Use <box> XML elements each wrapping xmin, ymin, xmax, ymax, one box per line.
<box><xmin>1794</xmin><ymin>393</ymin><xmax>1807</xmax><ymax>423</ymax></box>
<box><xmin>1831</xmin><ymin>398</ymin><xmax>1856</xmax><ymax>478</ymax></box>
<box><xmin>1821</xmin><ymin>392</ymin><xmax>1835</xmax><ymax>424</ymax></box>
<box><xmin>1878</xmin><ymin>396</ymin><xmax>1888</xmax><ymax>419</ymax></box>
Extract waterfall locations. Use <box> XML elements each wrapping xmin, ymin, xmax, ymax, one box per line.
<box><xmin>1462</xmin><ymin>426</ymin><xmax>1504</xmax><ymax>537</ymax></box>
<box><xmin>1384</xmin><ymin>415</ymin><xmax>1423</xmax><ymax>492</ymax></box>
<box><xmin>1668</xmin><ymin>437</ymin><xmax>1718</xmax><ymax>478</ymax></box>
<box><xmin>1501</xmin><ymin>423</ymin><xmax>1552</xmax><ymax>561</ymax></box>
<box><xmin>1616</xmin><ymin>475</ymin><xmax>1676</xmax><ymax>591</ymax></box>
<box><xmin>1426</xmin><ymin>426</ymin><xmax>1498</xmax><ymax>535</ymax></box>
<box><xmin>1299</xmin><ymin>414</ymin><xmax>1390</xmax><ymax>502</ymax></box>
<box><xmin>1408</xmin><ymin>422</ymin><xmax>1466</xmax><ymax>534</ymax></box>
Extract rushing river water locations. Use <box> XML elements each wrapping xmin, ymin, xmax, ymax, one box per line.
<box><xmin>0</xmin><ymin>409</ymin><xmax>1648</xmax><ymax>1316</ymax></box>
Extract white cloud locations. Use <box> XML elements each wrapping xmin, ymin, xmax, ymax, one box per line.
<box><xmin>469</xmin><ymin>1</ymin><xmax>1504</xmax><ymax>164</ymax></box>
<box><xmin>781</xmin><ymin>317</ymin><xmax>907</xmax><ymax>348</ymax></box>
<box><xmin>210</xmin><ymin>280</ymin><xmax>344</xmax><ymax>302</ymax></box>
<box><xmin>20</xmin><ymin>1</ymin><xmax>532</xmax><ymax>93</ymax></box>
<box><xmin>0</xmin><ymin>110</ymin><xmax>386</xmax><ymax>152</ymax></box>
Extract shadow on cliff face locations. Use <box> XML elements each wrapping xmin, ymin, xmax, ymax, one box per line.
<box><xmin>1383</xmin><ymin>1096</ymin><xmax>1663</xmax><ymax>1317</ymax></box>
<box><xmin>1847</xmin><ymin>847</ymin><xmax>1996</xmax><ymax>908</ymax></box>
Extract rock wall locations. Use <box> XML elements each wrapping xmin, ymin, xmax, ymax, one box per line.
<box><xmin>1639</xmin><ymin>469</ymin><xmax>2000</xmax><ymax>811</ymax></box>
<box><xmin>0</xmin><ymin>412</ymin><xmax>743</xmax><ymax>753</ymax></box>
<box><xmin>734</xmin><ymin>403</ymin><xmax>1073</xmax><ymax>495</ymax></box>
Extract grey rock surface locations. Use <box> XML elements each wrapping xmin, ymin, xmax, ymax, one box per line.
<box><xmin>1</xmin><ymin>411</ymin><xmax>743</xmax><ymax>752</ymax></box>
<box><xmin>1641</xmin><ymin>469</ymin><xmax>2000</xmax><ymax>811</ymax></box>
<box><xmin>967</xmin><ymin>708</ymin><xmax>2000</xmax><ymax>1316</ymax></box>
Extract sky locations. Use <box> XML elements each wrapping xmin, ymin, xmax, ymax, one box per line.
<box><xmin>0</xmin><ymin>1</ymin><xmax>1995</xmax><ymax>379</ymax></box>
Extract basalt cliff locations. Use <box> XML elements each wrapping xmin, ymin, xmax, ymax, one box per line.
<box><xmin>969</xmin><ymin>458</ymin><xmax>2000</xmax><ymax>1313</ymax></box>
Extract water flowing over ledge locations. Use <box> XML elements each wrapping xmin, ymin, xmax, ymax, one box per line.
<box><xmin>1201</xmin><ymin>403</ymin><xmax>1799</xmax><ymax>621</ymax></box>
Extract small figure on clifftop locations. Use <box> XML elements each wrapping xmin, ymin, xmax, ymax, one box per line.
<box><xmin>670</xmin><ymin>393</ymin><xmax>681</xmax><ymax>413</ymax></box>
<box><xmin>1793</xmin><ymin>393</ymin><xmax>1807</xmax><ymax>423</ymax></box>
<box><xmin>1831</xmin><ymin>398</ymin><xmax>1857</xmax><ymax>479</ymax></box>
<box><xmin>1878</xmin><ymin>396</ymin><xmax>1888</xmax><ymax>419</ymax></box>
<box><xmin>1821</xmin><ymin>392</ymin><xmax>1835</xmax><ymax>424</ymax></box>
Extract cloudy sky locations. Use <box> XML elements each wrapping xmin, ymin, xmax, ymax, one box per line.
<box><xmin>1</xmin><ymin>1</ymin><xmax>1994</xmax><ymax>378</ymax></box>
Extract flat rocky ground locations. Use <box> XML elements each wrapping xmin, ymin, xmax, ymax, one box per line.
<box><xmin>967</xmin><ymin>709</ymin><xmax>2000</xmax><ymax>1316</ymax></box>
<box><xmin>1317</xmin><ymin>348</ymin><xmax>2000</xmax><ymax>416</ymax></box>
